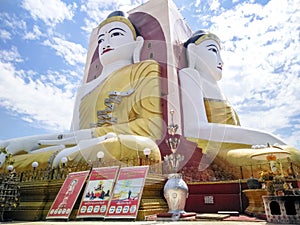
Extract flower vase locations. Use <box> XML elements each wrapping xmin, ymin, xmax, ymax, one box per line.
<box><xmin>163</xmin><ymin>173</ymin><xmax>188</xmax><ymax>215</ymax></box>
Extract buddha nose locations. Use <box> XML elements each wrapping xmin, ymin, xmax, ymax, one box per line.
<box><xmin>101</xmin><ymin>36</ymin><xmax>111</xmax><ymax>49</ymax></box>
<box><xmin>103</xmin><ymin>45</ymin><xmax>111</xmax><ymax>50</ymax></box>
<box><xmin>218</xmin><ymin>55</ymin><xmax>224</xmax><ymax>65</ymax></box>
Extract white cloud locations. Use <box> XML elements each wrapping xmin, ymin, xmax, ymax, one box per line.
<box><xmin>194</xmin><ymin>0</ymin><xmax>201</xmax><ymax>8</ymax></box>
<box><xmin>0</xmin><ymin>29</ymin><xmax>11</xmax><ymax>40</ymax></box>
<box><xmin>43</xmin><ymin>37</ymin><xmax>87</xmax><ymax>66</ymax></box>
<box><xmin>79</xmin><ymin>0</ymin><xmax>120</xmax><ymax>23</ymax></box>
<box><xmin>0</xmin><ymin>46</ymin><xmax>23</xmax><ymax>63</ymax></box>
<box><xmin>0</xmin><ymin>60</ymin><xmax>77</xmax><ymax>132</ymax></box>
<box><xmin>24</xmin><ymin>25</ymin><xmax>42</xmax><ymax>40</ymax></box>
<box><xmin>0</xmin><ymin>13</ymin><xmax>27</xmax><ymax>34</ymax></box>
<box><xmin>209</xmin><ymin>0</ymin><xmax>220</xmax><ymax>11</ymax></box>
<box><xmin>21</xmin><ymin>0</ymin><xmax>77</xmax><ymax>26</ymax></box>
<box><xmin>80</xmin><ymin>0</ymin><xmax>145</xmax><ymax>33</ymax></box>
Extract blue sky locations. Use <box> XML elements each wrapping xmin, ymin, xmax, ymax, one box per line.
<box><xmin>0</xmin><ymin>0</ymin><xmax>299</xmax><ymax>149</ymax></box>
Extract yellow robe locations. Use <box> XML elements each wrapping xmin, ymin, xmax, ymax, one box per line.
<box><xmin>204</xmin><ymin>97</ymin><xmax>240</xmax><ymax>126</ymax></box>
<box><xmin>80</xmin><ymin>60</ymin><xmax>163</xmax><ymax>139</ymax></box>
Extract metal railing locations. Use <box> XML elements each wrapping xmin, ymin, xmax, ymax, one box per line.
<box><xmin>0</xmin><ymin>158</ymin><xmax>299</xmax><ymax>183</ymax></box>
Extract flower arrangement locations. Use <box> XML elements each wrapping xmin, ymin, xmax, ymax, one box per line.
<box><xmin>259</xmin><ymin>170</ymin><xmax>276</xmax><ymax>195</ymax></box>
<box><xmin>259</xmin><ymin>170</ymin><xmax>291</xmax><ymax>195</ymax></box>
<box><xmin>259</xmin><ymin>170</ymin><xmax>274</xmax><ymax>182</ymax></box>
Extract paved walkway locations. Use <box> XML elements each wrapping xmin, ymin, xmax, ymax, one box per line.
<box><xmin>0</xmin><ymin>213</ymin><xmax>292</xmax><ymax>225</ymax></box>
<box><xmin>0</xmin><ymin>219</ymin><xmax>292</xmax><ymax>225</ymax></box>
<box><xmin>0</xmin><ymin>221</ymin><xmax>272</xmax><ymax>225</ymax></box>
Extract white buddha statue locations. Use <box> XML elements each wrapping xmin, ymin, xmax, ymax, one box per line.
<box><xmin>179</xmin><ymin>30</ymin><xmax>285</xmax><ymax>144</ymax></box>
<box><xmin>179</xmin><ymin>30</ymin><xmax>300</xmax><ymax>172</ymax></box>
<box><xmin>0</xmin><ymin>11</ymin><xmax>163</xmax><ymax>170</ymax></box>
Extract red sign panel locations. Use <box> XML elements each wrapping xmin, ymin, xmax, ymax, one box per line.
<box><xmin>76</xmin><ymin>166</ymin><xmax>119</xmax><ymax>218</ymax></box>
<box><xmin>46</xmin><ymin>170</ymin><xmax>89</xmax><ymax>220</ymax></box>
<box><xmin>105</xmin><ymin>166</ymin><xmax>149</xmax><ymax>219</ymax></box>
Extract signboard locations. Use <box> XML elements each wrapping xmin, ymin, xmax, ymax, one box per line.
<box><xmin>76</xmin><ymin>166</ymin><xmax>119</xmax><ymax>218</ymax></box>
<box><xmin>105</xmin><ymin>166</ymin><xmax>149</xmax><ymax>219</ymax></box>
<box><xmin>204</xmin><ymin>195</ymin><xmax>214</xmax><ymax>204</ymax></box>
<box><xmin>46</xmin><ymin>170</ymin><xmax>89</xmax><ymax>220</ymax></box>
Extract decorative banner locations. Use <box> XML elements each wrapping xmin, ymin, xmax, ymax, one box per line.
<box><xmin>105</xmin><ymin>166</ymin><xmax>149</xmax><ymax>219</ymax></box>
<box><xmin>76</xmin><ymin>166</ymin><xmax>119</xmax><ymax>218</ymax></box>
<box><xmin>46</xmin><ymin>170</ymin><xmax>90</xmax><ymax>220</ymax></box>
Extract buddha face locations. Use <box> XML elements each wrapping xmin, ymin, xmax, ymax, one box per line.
<box><xmin>193</xmin><ymin>39</ymin><xmax>223</xmax><ymax>81</ymax></box>
<box><xmin>97</xmin><ymin>21</ymin><xmax>136</xmax><ymax>66</ymax></box>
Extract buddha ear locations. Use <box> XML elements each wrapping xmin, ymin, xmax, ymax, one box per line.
<box><xmin>187</xmin><ymin>43</ymin><xmax>196</xmax><ymax>69</ymax></box>
<box><xmin>133</xmin><ymin>36</ymin><xmax>144</xmax><ymax>63</ymax></box>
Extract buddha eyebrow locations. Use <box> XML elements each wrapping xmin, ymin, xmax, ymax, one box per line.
<box><xmin>206</xmin><ymin>44</ymin><xmax>218</xmax><ymax>48</ymax></box>
<box><xmin>109</xmin><ymin>27</ymin><xmax>126</xmax><ymax>33</ymax></box>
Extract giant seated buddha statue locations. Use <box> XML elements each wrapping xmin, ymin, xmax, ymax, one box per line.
<box><xmin>0</xmin><ymin>11</ymin><xmax>163</xmax><ymax>170</ymax></box>
<box><xmin>179</xmin><ymin>30</ymin><xmax>300</xmax><ymax>176</ymax></box>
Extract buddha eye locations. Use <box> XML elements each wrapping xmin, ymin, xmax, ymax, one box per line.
<box><xmin>98</xmin><ymin>38</ymin><xmax>104</xmax><ymax>44</ymax></box>
<box><xmin>208</xmin><ymin>47</ymin><xmax>218</xmax><ymax>54</ymax></box>
<box><xmin>111</xmin><ymin>32</ymin><xmax>124</xmax><ymax>37</ymax></box>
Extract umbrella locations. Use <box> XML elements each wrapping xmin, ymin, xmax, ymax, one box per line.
<box><xmin>250</xmin><ymin>144</ymin><xmax>291</xmax><ymax>175</ymax></box>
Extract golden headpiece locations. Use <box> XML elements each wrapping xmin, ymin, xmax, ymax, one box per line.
<box><xmin>184</xmin><ymin>30</ymin><xmax>221</xmax><ymax>49</ymax></box>
<box><xmin>195</xmin><ymin>33</ymin><xmax>221</xmax><ymax>48</ymax></box>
